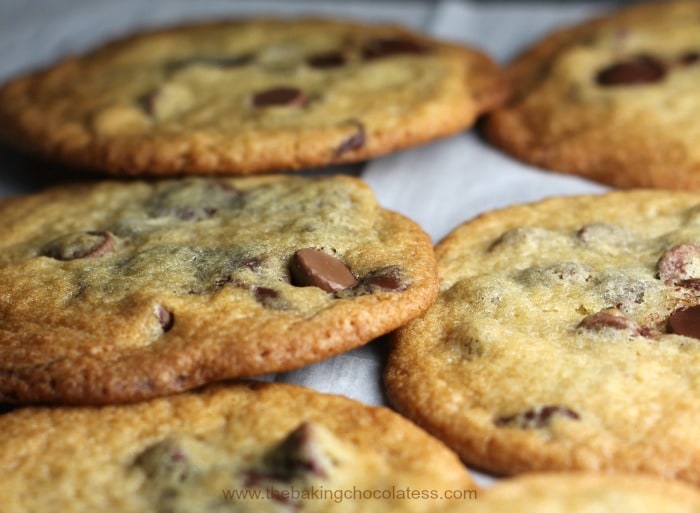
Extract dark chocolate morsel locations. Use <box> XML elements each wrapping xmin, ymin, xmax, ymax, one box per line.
<box><xmin>290</xmin><ymin>248</ymin><xmax>357</xmax><ymax>292</ymax></box>
<box><xmin>596</xmin><ymin>55</ymin><xmax>666</xmax><ymax>86</ymax></box>
<box><xmin>679</xmin><ymin>51</ymin><xmax>700</xmax><ymax>67</ymax></box>
<box><xmin>495</xmin><ymin>405</ymin><xmax>580</xmax><ymax>429</ymax></box>
<box><xmin>255</xmin><ymin>287</ymin><xmax>278</xmax><ymax>301</ymax></box>
<box><xmin>252</xmin><ymin>87</ymin><xmax>308</xmax><ymax>108</ymax></box>
<box><xmin>668</xmin><ymin>305</ymin><xmax>700</xmax><ymax>340</ymax></box>
<box><xmin>333</xmin><ymin>121</ymin><xmax>365</xmax><ymax>159</ymax></box>
<box><xmin>306</xmin><ymin>51</ymin><xmax>346</xmax><ymax>68</ymax></box>
<box><xmin>43</xmin><ymin>231</ymin><xmax>116</xmax><ymax>261</ymax></box>
<box><xmin>362</xmin><ymin>38</ymin><xmax>427</xmax><ymax>59</ymax></box>
<box><xmin>158</xmin><ymin>306</ymin><xmax>174</xmax><ymax>332</ymax></box>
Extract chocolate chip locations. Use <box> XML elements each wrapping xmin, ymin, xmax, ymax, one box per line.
<box><xmin>578</xmin><ymin>308</ymin><xmax>638</xmax><ymax>332</ymax></box>
<box><xmin>43</xmin><ymin>231</ymin><xmax>116</xmax><ymax>261</ymax></box>
<box><xmin>360</xmin><ymin>266</ymin><xmax>406</xmax><ymax>291</ymax></box>
<box><xmin>266</xmin><ymin>422</ymin><xmax>333</xmax><ymax>480</ymax></box>
<box><xmin>254</xmin><ymin>286</ymin><xmax>286</xmax><ymax>309</ymax></box>
<box><xmin>306</xmin><ymin>51</ymin><xmax>346</xmax><ymax>68</ymax></box>
<box><xmin>237</xmin><ymin>257</ymin><xmax>263</xmax><ymax>272</ymax></box>
<box><xmin>679</xmin><ymin>52</ymin><xmax>700</xmax><ymax>67</ymax></box>
<box><xmin>158</xmin><ymin>306</ymin><xmax>174</xmax><ymax>332</ymax></box>
<box><xmin>668</xmin><ymin>305</ymin><xmax>700</xmax><ymax>339</ymax></box>
<box><xmin>136</xmin><ymin>90</ymin><xmax>158</xmax><ymax>115</ymax></box>
<box><xmin>679</xmin><ymin>278</ymin><xmax>700</xmax><ymax>291</ymax></box>
<box><xmin>252</xmin><ymin>87</ymin><xmax>308</xmax><ymax>108</ymax></box>
<box><xmin>165</xmin><ymin>54</ymin><xmax>254</xmax><ymax>73</ymax></box>
<box><xmin>495</xmin><ymin>405</ymin><xmax>580</xmax><ymax>429</ymax></box>
<box><xmin>362</xmin><ymin>37</ymin><xmax>427</xmax><ymax>59</ymax></box>
<box><xmin>596</xmin><ymin>55</ymin><xmax>666</xmax><ymax>86</ymax></box>
<box><xmin>657</xmin><ymin>244</ymin><xmax>700</xmax><ymax>284</ymax></box>
<box><xmin>333</xmin><ymin>120</ymin><xmax>365</xmax><ymax>159</ymax></box>
<box><xmin>255</xmin><ymin>287</ymin><xmax>278</xmax><ymax>300</ymax></box>
<box><xmin>134</xmin><ymin>438</ymin><xmax>190</xmax><ymax>483</ymax></box>
<box><xmin>290</xmin><ymin>248</ymin><xmax>357</xmax><ymax>292</ymax></box>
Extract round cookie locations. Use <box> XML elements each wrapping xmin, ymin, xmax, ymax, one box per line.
<box><xmin>0</xmin><ymin>174</ymin><xmax>437</xmax><ymax>404</ymax></box>
<box><xmin>448</xmin><ymin>473</ymin><xmax>700</xmax><ymax>513</ymax></box>
<box><xmin>484</xmin><ymin>0</ymin><xmax>700</xmax><ymax>190</ymax></box>
<box><xmin>385</xmin><ymin>190</ymin><xmax>700</xmax><ymax>485</ymax></box>
<box><xmin>0</xmin><ymin>17</ymin><xmax>507</xmax><ymax>176</ymax></box>
<box><xmin>0</xmin><ymin>381</ymin><xmax>476</xmax><ymax>513</ymax></box>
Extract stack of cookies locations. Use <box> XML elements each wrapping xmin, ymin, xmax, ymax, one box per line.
<box><xmin>1</xmin><ymin>2</ymin><xmax>700</xmax><ymax>512</ymax></box>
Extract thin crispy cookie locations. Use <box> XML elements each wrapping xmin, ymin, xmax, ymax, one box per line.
<box><xmin>484</xmin><ymin>0</ymin><xmax>700</xmax><ymax>190</ymax></box>
<box><xmin>0</xmin><ymin>18</ymin><xmax>507</xmax><ymax>175</ymax></box>
<box><xmin>0</xmin><ymin>175</ymin><xmax>437</xmax><ymax>404</ymax></box>
<box><xmin>386</xmin><ymin>190</ymin><xmax>700</xmax><ymax>485</ymax></box>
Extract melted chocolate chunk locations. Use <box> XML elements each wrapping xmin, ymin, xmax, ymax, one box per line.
<box><xmin>596</xmin><ymin>55</ymin><xmax>666</xmax><ymax>86</ymax></box>
<box><xmin>668</xmin><ymin>305</ymin><xmax>700</xmax><ymax>340</ymax></box>
<box><xmin>158</xmin><ymin>306</ymin><xmax>174</xmax><ymax>332</ymax></box>
<box><xmin>495</xmin><ymin>405</ymin><xmax>580</xmax><ymax>429</ymax></box>
<box><xmin>333</xmin><ymin>121</ymin><xmax>365</xmax><ymax>159</ymax></box>
<box><xmin>290</xmin><ymin>248</ymin><xmax>357</xmax><ymax>292</ymax></box>
<box><xmin>252</xmin><ymin>87</ymin><xmax>308</xmax><ymax>108</ymax></box>
<box><xmin>306</xmin><ymin>51</ymin><xmax>346</xmax><ymax>68</ymax></box>
<box><xmin>679</xmin><ymin>278</ymin><xmax>700</xmax><ymax>291</ymax></box>
<box><xmin>254</xmin><ymin>286</ymin><xmax>287</xmax><ymax>309</ymax></box>
<box><xmin>679</xmin><ymin>51</ymin><xmax>700</xmax><ymax>67</ymax></box>
<box><xmin>657</xmin><ymin>244</ymin><xmax>700</xmax><ymax>284</ymax></box>
<box><xmin>255</xmin><ymin>287</ymin><xmax>278</xmax><ymax>300</ymax></box>
<box><xmin>578</xmin><ymin>308</ymin><xmax>637</xmax><ymax>332</ymax></box>
<box><xmin>165</xmin><ymin>54</ymin><xmax>254</xmax><ymax>73</ymax></box>
<box><xmin>43</xmin><ymin>231</ymin><xmax>116</xmax><ymax>261</ymax></box>
<box><xmin>362</xmin><ymin>37</ymin><xmax>427</xmax><ymax>59</ymax></box>
<box><xmin>265</xmin><ymin>422</ymin><xmax>332</xmax><ymax>480</ymax></box>
<box><xmin>360</xmin><ymin>266</ymin><xmax>406</xmax><ymax>291</ymax></box>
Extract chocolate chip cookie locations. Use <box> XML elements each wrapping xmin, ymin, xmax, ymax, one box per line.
<box><xmin>484</xmin><ymin>0</ymin><xmax>700</xmax><ymax>190</ymax></box>
<box><xmin>0</xmin><ymin>18</ymin><xmax>506</xmax><ymax>176</ymax></box>
<box><xmin>0</xmin><ymin>381</ymin><xmax>475</xmax><ymax>512</ymax></box>
<box><xmin>446</xmin><ymin>473</ymin><xmax>700</xmax><ymax>513</ymax></box>
<box><xmin>385</xmin><ymin>191</ymin><xmax>700</xmax><ymax>485</ymax></box>
<box><xmin>0</xmin><ymin>175</ymin><xmax>437</xmax><ymax>404</ymax></box>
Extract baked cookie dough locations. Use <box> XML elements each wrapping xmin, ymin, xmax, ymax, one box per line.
<box><xmin>0</xmin><ymin>175</ymin><xmax>437</xmax><ymax>404</ymax></box>
<box><xmin>484</xmin><ymin>0</ymin><xmax>700</xmax><ymax>190</ymax></box>
<box><xmin>0</xmin><ymin>18</ymin><xmax>506</xmax><ymax>175</ymax></box>
<box><xmin>386</xmin><ymin>190</ymin><xmax>700</xmax><ymax>485</ymax></box>
<box><xmin>0</xmin><ymin>381</ymin><xmax>475</xmax><ymax>513</ymax></box>
<box><xmin>447</xmin><ymin>473</ymin><xmax>700</xmax><ymax>513</ymax></box>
